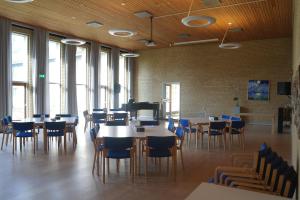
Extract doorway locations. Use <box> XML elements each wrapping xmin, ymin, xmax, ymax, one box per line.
<box><xmin>163</xmin><ymin>82</ymin><xmax>180</xmax><ymax>119</ymax></box>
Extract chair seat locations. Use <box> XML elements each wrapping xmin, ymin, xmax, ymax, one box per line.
<box><xmin>47</xmin><ymin>131</ymin><xmax>64</xmax><ymax>137</ymax></box>
<box><xmin>210</xmin><ymin>130</ymin><xmax>223</xmax><ymax>136</ymax></box>
<box><xmin>16</xmin><ymin>131</ymin><xmax>33</xmax><ymax>137</ymax></box>
<box><xmin>149</xmin><ymin>149</ymin><xmax>171</xmax><ymax>157</ymax></box>
<box><xmin>231</xmin><ymin>128</ymin><xmax>241</xmax><ymax>134</ymax></box>
<box><xmin>107</xmin><ymin>150</ymin><xmax>131</xmax><ymax>159</ymax></box>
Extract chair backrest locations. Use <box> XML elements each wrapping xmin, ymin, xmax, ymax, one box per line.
<box><xmin>231</xmin><ymin>116</ymin><xmax>241</xmax><ymax>121</ymax></box>
<box><xmin>281</xmin><ymin>166</ymin><xmax>297</xmax><ymax>198</ymax></box>
<box><xmin>7</xmin><ymin>116</ymin><xmax>12</xmax><ymax>123</ymax></box>
<box><xmin>106</xmin><ymin>120</ymin><xmax>127</xmax><ymax>126</ymax></box>
<box><xmin>2</xmin><ymin>117</ymin><xmax>9</xmax><ymax>126</ymax></box>
<box><xmin>33</xmin><ymin>114</ymin><xmax>41</xmax><ymax>118</ymax></box>
<box><xmin>83</xmin><ymin>110</ymin><xmax>89</xmax><ymax>118</ymax></box>
<box><xmin>103</xmin><ymin>137</ymin><xmax>134</xmax><ymax>150</ymax></box>
<box><xmin>12</xmin><ymin>122</ymin><xmax>34</xmax><ymax>132</ymax></box>
<box><xmin>92</xmin><ymin>113</ymin><xmax>107</xmax><ymax>121</ymax></box>
<box><xmin>56</xmin><ymin>114</ymin><xmax>72</xmax><ymax>118</ymax></box>
<box><xmin>175</xmin><ymin>127</ymin><xmax>184</xmax><ymax>139</ymax></box>
<box><xmin>179</xmin><ymin>119</ymin><xmax>190</xmax><ymax>128</ymax></box>
<box><xmin>221</xmin><ymin>114</ymin><xmax>231</xmax><ymax>120</ymax></box>
<box><xmin>93</xmin><ymin>108</ymin><xmax>104</xmax><ymax>112</ymax></box>
<box><xmin>231</xmin><ymin>120</ymin><xmax>245</xmax><ymax>129</ymax></box>
<box><xmin>209</xmin><ymin>121</ymin><xmax>226</xmax><ymax>130</ymax></box>
<box><xmin>168</xmin><ymin>117</ymin><xmax>176</xmax><ymax>133</ymax></box>
<box><xmin>113</xmin><ymin>112</ymin><xmax>128</xmax><ymax>120</ymax></box>
<box><xmin>44</xmin><ymin>121</ymin><xmax>66</xmax><ymax>131</ymax></box>
<box><xmin>110</xmin><ymin>108</ymin><xmax>122</xmax><ymax>111</ymax></box>
<box><xmin>147</xmin><ymin>136</ymin><xmax>176</xmax><ymax>150</ymax></box>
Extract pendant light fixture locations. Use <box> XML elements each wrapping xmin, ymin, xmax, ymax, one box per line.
<box><xmin>219</xmin><ymin>23</ymin><xmax>241</xmax><ymax>49</ymax></box>
<box><xmin>181</xmin><ymin>0</ymin><xmax>216</xmax><ymax>28</ymax></box>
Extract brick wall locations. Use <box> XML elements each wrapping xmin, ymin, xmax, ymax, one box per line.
<box><xmin>134</xmin><ymin>38</ymin><xmax>292</xmax><ymax>123</ymax></box>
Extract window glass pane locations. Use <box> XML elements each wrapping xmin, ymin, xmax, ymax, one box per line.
<box><xmin>119</xmin><ymin>55</ymin><xmax>126</xmax><ymax>107</ymax></box>
<box><xmin>49</xmin><ymin>40</ymin><xmax>61</xmax><ymax>84</ymax></box>
<box><xmin>12</xmin><ymin>33</ymin><xmax>28</xmax><ymax>82</ymax></box>
<box><xmin>49</xmin><ymin>84</ymin><xmax>61</xmax><ymax>117</ymax></box>
<box><xmin>12</xmin><ymin>85</ymin><xmax>25</xmax><ymax>120</ymax></box>
<box><xmin>76</xmin><ymin>47</ymin><xmax>87</xmax><ymax>85</ymax></box>
<box><xmin>76</xmin><ymin>85</ymin><xmax>87</xmax><ymax>115</ymax></box>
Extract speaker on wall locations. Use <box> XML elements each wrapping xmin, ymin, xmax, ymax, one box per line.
<box><xmin>114</xmin><ymin>83</ymin><xmax>121</xmax><ymax>94</ymax></box>
<box><xmin>277</xmin><ymin>82</ymin><xmax>291</xmax><ymax>95</ymax></box>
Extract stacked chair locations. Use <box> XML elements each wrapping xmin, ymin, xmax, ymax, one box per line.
<box><xmin>212</xmin><ymin>143</ymin><xmax>297</xmax><ymax>198</ymax></box>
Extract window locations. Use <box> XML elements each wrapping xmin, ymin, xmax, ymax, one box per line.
<box><xmin>48</xmin><ymin>38</ymin><xmax>64</xmax><ymax>117</ymax></box>
<box><xmin>119</xmin><ymin>54</ymin><xmax>129</xmax><ymax>108</ymax></box>
<box><xmin>11</xmin><ymin>29</ymin><xmax>33</xmax><ymax>120</ymax></box>
<box><xmin>76</xmin><ymin>46</ymin><xmax>88</xmax><ymax>115</ymax></box>
<box><xmin>100</xmin><ymin>49</ymin><xmax>111</xmax><ymax>109</ymax></box>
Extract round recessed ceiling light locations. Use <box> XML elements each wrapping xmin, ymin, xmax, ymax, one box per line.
<box><xmin>181</xmin><ymin>15</ymin><xmax>216</xmax><ymax>28</ymax></box>
<box><xmin>61</xmin><ymin>38</ymin><xmax>86</xmax><ymax>46</ymax></box>
<box><xmin>5</xmin><ymin>0</ymin><xmax>34</xmax><ymax>3</ymax></box>
<box><xmin>121</xmin><ymin>53</ymin><xmax>140</xmax><ymax>57</ymax></box>
<box><xmin>108</xmin><ymin>29</ymin><xmax>136</xmax><ymax>37</ymax></box>
<box><xmin>219</xmin><ymin>42</ymin><xmax>241</xmax><ymax>49</ymax></box>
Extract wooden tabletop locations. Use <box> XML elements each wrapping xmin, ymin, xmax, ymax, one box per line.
<box><xmin>185</xmin><ymin>183</ymin><xmax>289</xmax><ymax>200</ymax></box>
<box><xmin>96</xmin><ymin>124</ymin><xmax>174</xmax><ymax>138</ymax></box>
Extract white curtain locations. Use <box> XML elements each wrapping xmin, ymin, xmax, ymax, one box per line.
<box><xmin>128</xmin><ymin>57</ymin><xmax>134</xmax><ymax>99</ymax></box>
<box><xmin>0</xmin><ymin>18</ymin><xmax>12</xmax><ymax>118</ymax></box>
<box><xmin>65</xmin><ymin>45</ymin><xmax>78</xmax><ymax>115</ymax></box>
<box><xmin>89</xmin><ymin>41</ymin><xmax>100</xmax><ymax>109</ymax></box>
<box><xmin>111</xmin><ymin>47</ymin><xmax>120</xmax><ymax>108</ymax></box>
<box><xmin>33</xmin><ymin>28</ymin><xmax>49</xmax><ymax>115</ymax></box>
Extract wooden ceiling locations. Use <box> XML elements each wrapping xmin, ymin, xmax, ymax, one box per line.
<box><xmin>0</xmin><ymin>0</ymin><xmax>292</xmax><ymax>50</ymax></box>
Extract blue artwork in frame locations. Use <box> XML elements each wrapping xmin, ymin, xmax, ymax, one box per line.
<box><xmin>248</xmin><ymin>80</ymin><xmax>270</xmax><ymax>101</ymax></box>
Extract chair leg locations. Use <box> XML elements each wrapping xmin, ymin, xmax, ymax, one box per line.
<box><xmin>107</xmin><ymin>158</ymin><xmax>110</xmax><ymax>174</ymax></box>
<box><xmin>103</xmin><ymin>157</ymin><xmax>105</xmax><ymax>184</ymax></box>
<box><xmin>1</xmin><ymin>133</ymin><xmax>5</xmax><ymax>150</ymax></box>
<box><xmin>242</xmin><ymin>133</ymin><xmax>245</xmax><ymax>152</ymax></box>
<box><xmin>33</xmin><ymin>136</ymin><xmax>36</xmax><ymax>154</ymax></box>
<box><xmin>167</xmin><ymin>157</ymin><xmax>169</xmax><ymax>175</ymax></box>
<box><xmin>145</xmin><ymin>155</ymin><xmax>148</xmax><ymax>178</ymax></box>
<box><xmin>20</xmin><ymin>137</ymin><xmax>22</xmax><ymax>152</ymax></box>
<box><xmin>173</xmin><ymin>149</ymin><xmax>177</xmax><ymax>181</ymax></box>
<box><xmin>12</xmin><ymin>136</ymin><xmax>15</xmax><ymax>155</ymax></box>
<box><xmin>180</xmin><ymin>149</ymin><xmax>184</xmax><ymax>170</ymax></box>
<box><xmin>223</xmin><ymin>134</ymin><xmax>226</xmax><ymax>151</ymax></box>
<box><xmin>92</xmin><ymin>151</ymin><xmax>96</xmax><ymax>175</ymax></box>
<box><xmin>208</xmin><ymin>135</ymin><xmax>211</xmax><ymax>151</ymax></box>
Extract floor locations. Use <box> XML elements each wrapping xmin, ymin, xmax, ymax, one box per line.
<box><xmin>0</xmin><ymin>122</ymin><xmax>291</xmax><ymax>200</ymax></box>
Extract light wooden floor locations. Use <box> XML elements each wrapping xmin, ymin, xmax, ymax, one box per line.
<box><xmin>0</xmin><ymin>122</ymin><xmax>291</xmax><ymax>200</ymax></box>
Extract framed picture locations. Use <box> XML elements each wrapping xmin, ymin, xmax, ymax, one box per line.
<box><xmin>247</xmin><ymin>80</ymin><xmax>270</xmax><ymax>101</ymax></box>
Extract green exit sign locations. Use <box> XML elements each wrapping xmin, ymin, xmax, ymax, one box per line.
<box><xmin>39</xmin><ymin>74</ymin><xmax>45</xmax><ymax>79</ymax></box>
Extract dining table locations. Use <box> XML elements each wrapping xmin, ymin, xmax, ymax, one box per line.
<box><xmin>96</xmin><ymin>123</ymin><xmax>174</xmax><ymax>175</ymax></box>
<box><xmin>13</xmin><ymin>117</ymin><xmax>78</xmax><ymax>152</ymax></box>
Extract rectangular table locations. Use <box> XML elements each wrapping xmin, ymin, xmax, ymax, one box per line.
<box><xmin>185</xmin><ymin>183</ymin><xmax>289</xmax><ymax>200</ymax></box>
<box><xmin>15</xmin><ymin>117</ymin><xmax>78</xmax><ymax>152</ymax></box>
<box><xmin>96</xmin><ymin>124</ymin><xmax>174</xmax><ymax>174</ymax></box>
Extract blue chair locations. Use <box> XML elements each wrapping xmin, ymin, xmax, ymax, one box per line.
<box><xmin>229</xmin><ymin>120</ymin><xmax>246</xmax><ymax>151</ymax></box>
<box><xmin>175</xmin><ymin>127</ymin><xmax>185</xmax><ymax>169</ymax></box>
<box><xmin>33</xmin><ymin>114</ymin><xmax>50</xmax><ymax>118</ymax></box>
<box><xmin>90</xmin><ymin>127</ymin><xmax>103</xmax><ymax>176</ymax></box>
<box><xmin>167</xmin><ymin>117</ymin><xmax>176</xmax><ymax>133</ymax></box>
<box><xmin>12</xmin><ymin>122</ymin><xmax>36</xmax><ymax>154</ymax></box>
<box><xmin>102</xmin><ymin>137</ymin><xmax>135</xmax><ymax>183</ymax></box>
<box><xmin>6</xmin><ymin>116</ymin><xmax>12</xmax><ymax>123</ymax></box>
<box><xmin>144</xmin><ymin>136</ymin><xmax>177</xmax><ymax>180</ymax></box>
<box><xmin>92</xmin><ymin>113</ymin><xmax>107</xmax><ymax>126</ymax></box>
<box><xmin>179</xmin><ymin>119</ymin><xmax>197</xmax><ymax>146</ymax></box>
<box><xmin>231</xmin><ymin>116</ymin><xmax>241</xmax><ymax>121</ymax></box>
<box><xmin>55</xmin><ymin>114</ymin><xmax>72</xmax><ymax>119</ymax></box>
<box><xmin>1</xmin><ymin>117</ymin><xmax>13</xmax><ymax>150</ymax></box>
<box><xmin>44</xmin><ymin>121</ymin><xmax>66</xmax><ymax>153</ymax></box>
<box><xmin>221</xmin><ymin>114</ymin><xmax>231</xmax><ymax>120</ymax></box>
<box><xmin>109</xmin><ymin>108</ymin><xmax>122</xmax><ymax>111</ymax></box>
<box><xmin>93</xmin><ymin>108</ymin><xmax>104</xmax><ymax>112</ymax></box>
<box><xmin>207</xmin><ymin>121</ymin><xmax>226</xmax><ymax>151</ymax></box>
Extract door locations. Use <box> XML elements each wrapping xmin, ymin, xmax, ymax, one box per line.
<box><xmin>12</xmin><ymin>83</ymin><xmax>26</xmax><ymax>120</ymax></box>
<box><xmin>163</xmin><ymin>82</ymin><xmax>180</xmax><ymax>119</ymax></box>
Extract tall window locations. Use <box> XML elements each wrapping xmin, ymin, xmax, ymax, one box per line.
<box><xmin>119</xmin><ymin>54</ymin><xmax>129</xmax><ymax>108</ymax></box>
<box><xmin>11</xmin><ymin>29</ymin><xmax>32</xmax><ymax>120</ymax></box>
<box><xmin>100</xmin><ymin>49</ymin><xmax>111</xmax><ymax>109</ymax></box>
<box><xmin>48</xmin><ymin>38</ymin><xmax>64</xmax><ymax>117</ymax></box>
<box><xmin>76</xmin><ymin>46</ymin><xmax>88</xmax><ymax>115</ymax></box>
